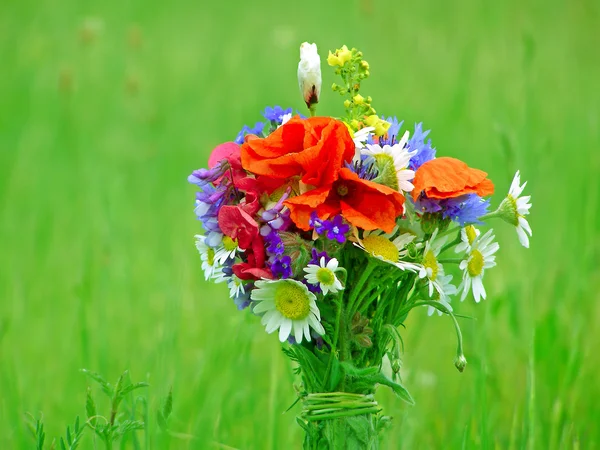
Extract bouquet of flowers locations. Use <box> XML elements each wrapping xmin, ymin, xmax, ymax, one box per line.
<box><xmin>188</xmin><ymin>42</ymin><xmax>532</xmax><ymax>449</ymax></box>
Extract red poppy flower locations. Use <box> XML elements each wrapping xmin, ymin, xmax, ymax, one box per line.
<box><xmin>217</xmin><ymin>205</ymin><xmax>259</xmax><ymax>250</ymax></box>
<box><xmin>412</xmin><ymin>157</ymin><xmax>494</xmax><ymax>200</ymax></box>
<box><xmin>284</xmin><ymin>168</ymin><xmax>405</xmax><ymax>233</ymax></box>
<box><xmin>232</xmin><ymin>234</ymin><xmax>273</xmax><ymax>281</ymax></box>
<box><xmin>240</xmin><ymin>116</ymin><xmax>355</xmax><ymax>188</ymax></box>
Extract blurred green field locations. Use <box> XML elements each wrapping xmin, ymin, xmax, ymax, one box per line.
<box><xmin>1</xmin><ymin>0</ymin><xmax>600</xmax><ymax>448</ymax></box>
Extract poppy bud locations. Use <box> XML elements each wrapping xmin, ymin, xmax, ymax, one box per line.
<box><xmin>298</xmin><ymin>42</ymin><xmax>322</xmax><ymax>113</ymax></box>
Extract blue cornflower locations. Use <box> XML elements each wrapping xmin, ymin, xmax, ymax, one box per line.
<box><xmin>271</xmin><ymin>255</ymin><xmax>292</xmax><ymax>279</ymax></box>
<box><xmin>347</xmin><ymin>154</ymin><xmax>377</xmax><ymax>181</ymax></box>
<box><xmin>262</xmin><ymin>106</ymin><xmax>293</xmax><ymax>123</ymax></box>
<box><xmin>265</xmin><ymin>231</ymin><xmax>285</xmax><ymax>256</ymax></box>
<box><xmin>442</xmin><ymin>194</ymin><xmax>490</xmax><ymax>226</ymax></box>
<box><xmin>407</xmin><ymin>123</ymin><xmax>436</xmax><ymax>170</ymax></box>
<box><xmin>323</xmin><ymin>215</ymin><xmax>350</xmax><ymax>243</ymax></box>
<box><xmin>235</xmin><ymin>122</ymin><xmax>265</xmax><ymax>144</ymax></box>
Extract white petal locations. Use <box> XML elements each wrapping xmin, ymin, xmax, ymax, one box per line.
<box><xmin>279</xmin><ymin>319</ymin><xmax>292</xmax><ymax>342</ymax></box>
<box><xmin>516</xmin><ymin>225</ymin><xmax>530</xmax><ymax>248</ymax></box>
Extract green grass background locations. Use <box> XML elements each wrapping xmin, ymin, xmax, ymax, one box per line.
<box><xmin>1</xmin><ymin>0</ymin><xmax>599</xmax><ymax>448</ymax></box>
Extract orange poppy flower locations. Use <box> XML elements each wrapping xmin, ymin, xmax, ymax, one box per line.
<box><xmin>240</xmin><ymin>116</ymin><xmax>355</xmax><ymax>188</ymax></box>
<box><xmin>285</xmin><ymin>168</ymin><xmax>405</xmax><ymax>233</ymax></box>
<box><xmin>411</xmin><ymin>157</ymin><xmax>494</xmax><ymax>201</ymax></box>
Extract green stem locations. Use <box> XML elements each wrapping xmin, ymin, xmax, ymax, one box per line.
<box><xmin>438</xmin><ymin>258</ymin><xmax>462</xmax><ymax>264</ymax></box>
<box><xmin>441</xmin><ymin>230</ymin><xmax>462</xmax><ymax>254</ymax></box>
<box><xmin>347</xmin><ymin>260</ymin><xmax>377</xmax><ymax>315</ymax></box>
<box><xmin>478</xmin><ymin>211</ymin><xmax>501</xmax><ymax>221</ymax></box>
<box><xmin>410</xmin><ymin>300</ymin><xmax>467</xmax><ymax>372</ymax></box>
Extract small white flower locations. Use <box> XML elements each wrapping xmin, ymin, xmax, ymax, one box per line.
<box><xmin>278</xmin><ymin>113</ymin><xmax>292</xmax><ymax>127</ymax></box>
<box><xmin>498</xmin><ymin>171</ymin><xmax>533</xmax><ymax>248</ymax></box>
<box><xmin>228</xmin><ymin>275</ymin><xmax>245</xmax><ymax>299</ymax></box>
<box><xmin>458</xmin><ymin>229</ymin><xmax>499</xmax><ymax>302</ymax></box>
<box><xmin>303</xmin><ymin>257</ymin><xmax>344</xmax><ymax>295</ymax></box>
<box><xmin>354</xmin><ymin>228</ymin><xmax>420</xmax><ymax>272</ymax></box>
<box><xmin>427</xmin><ymin>273</ymin><xmax>457</xmax><ymax>317</ymax></box>
<box><xmin>252</xmin><ymin>279</ymin><xmax>325</xmax><ymax>343</ymax></box>
<box><xmin>213</xmin><ymin>235</ymin><xmax>242</xmax><ymax>265</ymax></box>
<box><xmin>363</xmin><ymin>132</ymin><xmax>417</xmax><ymax>194</ymax></box>
<box><xmin>352</xmin><ymin>126</ymin><xmax>375</xmax><ymax>156</ymax></box>
<box><xmin>455</xmin><ymin>225</ymin><xmax>481</xmax><ymax>254</ymax></box>
<box><xmin>194</xmin><ymin>235</ymin><xmax>226</xmax><ymax>282</ymax></box>
<box><xmin>298</xmin><ymin>42</ymin><xmax>321</xmax><ymax>108</ymax></box>
<box><xmin>418</xmin><ymin>229</ymin><xmax>449</xmax><ymax>298</ymax></box>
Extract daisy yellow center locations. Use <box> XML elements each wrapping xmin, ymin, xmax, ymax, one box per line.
<box><xmin>422</xmin><ymin>250</ymin><xmax>438</xmax><ymax>281</ymax></box>
<box><xmin>222</xmin><ymin>236</ymin><xmax>238</xmax><ymax>251</ymax></box>
<box><xmin>467</xmin><ymin>250</ymin><xmax>484</xmax><ymax>277</ymax></box>
<box><xmin>316</xmin><ymin>268</ymin><xmax>335</xmax><ymax>285</ymax></box>
<box><xmin>207</xmin><ymin>248</ymin><xmax>215</xmax><ymax>266</ymax></box>
<box><xmin>362</xmin><ymin>236</ymin><xmax>399</xmax><ymax>262</ymax></box>
<box><xmin>465</xmin><ymin>225</ymin><xmax>477</xmax><ymax>245</ymax></box>
<box><xmin>275</xmin><ymin>283</ymin><xmax>311</xmax><ymax>320</ymax></box>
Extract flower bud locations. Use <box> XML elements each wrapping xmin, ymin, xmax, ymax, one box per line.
<box><xmin>353</xmin><ymin>94</ymin><xmax>365</xmax><ymax>105</ymax></box>
<box><xmin>454</xmin><ymin>354</ymin><xmax>467</xmax><ymax>372</ymax></box>
<box><xmin>298</xmin><ymin>42</ymin><xmax>322</xmax><ymax>109</ymax></box>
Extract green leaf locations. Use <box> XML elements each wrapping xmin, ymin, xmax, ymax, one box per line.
<box><xmin>81</xmin><ymin>369</ymin><xmax>113</xmax><ymax>397</ymax></box>
<box><xmin>85</xmin><ymin>387</ymin><xmax>97</xmax><ymax>427</ymax></box>
<box><xmin>117</xmin><ymin>382</ymin><xmax>149</xmax><ymax>401</ymax></box>
<box><xmin>371</xmin><ymin>372</ymin><xmax>415</xmax><ymax>405</ymax></box>
<box><xmin>60</xmin><ymin>437</ymin><xmax>67</xmax><ymax>450</ymax></box>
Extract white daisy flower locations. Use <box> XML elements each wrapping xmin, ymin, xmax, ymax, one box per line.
<box><xmin>458</xmin><ymin>229</ymin><xmax>499</xmax><ymax>302</ymax></box>
<box><xmin>427</xmin><ymin>273</ymin><xmax>457</xmax><ymax>316</ymax></box>
<box><xmin>213</xmin><ymin>235</ymin><xmax>242</xmax><ymax>265</ymax></box>
<box><xmin>303</xmin><ymin>257</ymin><xmax>344</xmax><ymax>295</ymax></box>
<box><xmin>194</xmin><ymin>235</ymin><xmax>226</xmax><ymax>282</ymax></box>
<box><xmin>455</xmin><ymin>225</ymin><xmax>481</xmax><ymax>254</ymax></box>
<box><xmin>498</xmin><ymin>170</ymin><xmax>533</xmax><ymax>248</ymax></box>
<box><xmin>362</xmin><ymin>131</ymin><xmax>418</xmax><ymax>194</ymax></box>
<box><xmin>353</xmin><ymin>126</ymin><xmax>375</xmax><ymax>149</ymax></box>
<box><xmin>418</xmin><ymin>229</ymin><xmax>449</xmax><ymax>298</ymax></box>
<box><xmin>251</xmin><ymin>279</ymin><xmax>325</xmax><ymax>343</ymax></box>
<box><xmin>228</xmin><ymin>275</ymin><xmax>245</xmax><ymax>298</ymax></box>
<box><xmin>354</xmin><ymin>228</ymin><xmax>420</xmax><ymax>272</ymax></box>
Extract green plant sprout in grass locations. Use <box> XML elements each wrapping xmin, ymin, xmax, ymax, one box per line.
<box><xmin>82</xmin><ymin>369</ymin><xmax>148</xmax><ymax>450</ymax></box>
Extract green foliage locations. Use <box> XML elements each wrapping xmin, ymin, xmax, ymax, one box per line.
<box><xmin>83</xmin><ymin>369</ymin><xmax>149</xmax><ymax>449</ymax></box>
<box><xmin>59</xmin><ymin>417</ymin><xmax>84</xmax><ymax>450</ymax></box>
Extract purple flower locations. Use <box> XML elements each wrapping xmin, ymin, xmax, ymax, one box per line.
<box><xmin>323</xmin><ymin>215</ymin><xmax>350</xmax><ymax>243</ymax></box>
<box><xmin>407</xmin><ymin>123</ymin><xmax>436</xmax><ymax>170</ymax></box>
<box><xmin>309</xmin><ymin>248</ymin><xmax>330</xmax><ymax>265</ymax></box>
<box><xmin>265</xmin><ymin>231</ymin><xmax>285</xmax><ymax>256</ymax></box>
<box><xmin>271</xmin><ymin>255</ymin><xmax>292</xmax><ymax>279</ymax></box>
<box><xmin>235</xmin><ymin>122</ymin><xmax>265</xmax><ymax>144</ymax></box>
<box><xmin>260</xmin><ymin>188</ymin><xmax>292</xmax><ymax>234</ymax></box>
<box><xmin>413</xmin><ymin>196</ymin><xmax>443</xmax><ymax>214</ymax></box>
<box><xmin>187</xmin><ymin>163</ymin><xmax>226</xmax><ymax>188</ymax></box>
<box><xmin>309</xmin><ymin>212</ymin><xmax>326</xmax><ymax>234</ymax></box>
<box><xmin>262</xmin><ymin>106</ymin><xmax>293</xmax><ymax>123</ymax></box>
<box><xmin>442</xmin><ymin>194</ymin><xmax>490</xmax><ymax>226</ymax></box>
